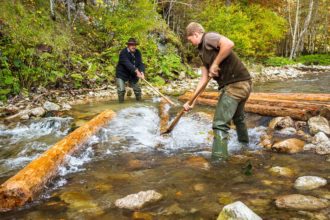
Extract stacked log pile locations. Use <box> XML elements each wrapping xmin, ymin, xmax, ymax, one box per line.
<box><xmin>179</xmin><ymin>92</ymin><xmax>330</xmax><ymax>121</ymax></box>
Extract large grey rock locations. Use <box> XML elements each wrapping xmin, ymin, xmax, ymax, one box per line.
<box><xmin>308</xmin><ymin>116</ymin><xmax>330</xmax><ymax>135</ymax></box>
<box><xmin>43</xmin><ymin>101</ymin><xmax>60</xmax><ymax>111</ymax></box>
<box><xmin>30</xmin><ymin>107</ymin><xmax>45</xmax><ymax>117</ymax></box>
<box><xmin>217</xmin><ymin>201</ymin><xmax>262</xmax><ymax>220</ymax></box>
<box><xmin>115</xmin><ymin>190</ymin><xmax>162</xmax><ymax>210</ymax></box>
<box><xmin>294</xmin><ymin>176</ymin><xmax>327</xmax><ymax>190</ymax></box>
<box><xmin>275</xmin><ymin>194</ymin><xmax>329</xmax><ymax>210</ymax></box>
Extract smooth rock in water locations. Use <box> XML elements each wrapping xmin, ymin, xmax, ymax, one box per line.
<box><xmin>132</xmin><ymin>211</ymin><xmax>153</xmax><ymax>220</ymax></box>
<box><xmin>60</xmin><ymin>191</ymin><xmax>104</xmax><ymax>215</ymax></box>
<box><xmin>312</xmin><ymin>132</ymin><xmax>329</xmax><ymax>145</ymax></box>
<box><xmin>275</xmin><ymin>194</ymin><xmax>329</xmax><ymax>210</ymax></box>
<box><xmin>161</xmin><ymin>203</ymin><xmax>186</xmax><ymax>216</ymax></box>
<box><xmin>294</xmin><ymin>176</ymin><xmax>327</xmax><ymax>190</ymax></box>
<box><xmin>268</xmin><ymin>117</ymin><xmax>284</xmax><ymax>130</ymax></box>
<box><xmin>115</xmin><ymin>190</ymin><xmax>162</xmax><ymax>210</ymax></box>
<box><xmin>315</xmin><ymin>141</ymin><xmax>330</xmax><ymax>155</ymax></box>
<box><xmin>43</xmin><ymin>101</ymin><xmax>60</xmax><ymax>111</ymax></box>
<box><xmin>184</xmin><ymin>156</ymin><xmax>210</xmax><ymax>170</ymax></box>
<box><xmin>303</xmin><ymin>143</ymin><xmax>316</xmax><ymax>151</ymax></box>
<box><xmin>308</xmin><ymin>116</ymin><xmax>330</xmax><ymax>135</ymax></box>
<box><xmin>193</xmin><ymin>183</ymin><xmax>205</xmax><ymax>192</ymax></box>
<box><xmin>62</xmin><ymin>103</ymin><xmax>72</xmax><ymax>111</ymax></box>
<box><xmin>278</xmin><ymin>127</ymin><xmax>297</xmax><ymax>136</ymax></box>
<box><xmin>277</xmin><ymin>116</ymin><xmax>294</xmax><ymax>129</ymax></box>
<box><xmin>217</xmin><ymin>201</ymin><xmax>262</xmax><ymax>220</ymax></box>
<box><xmin>30</xmin><ymin>107</ymin><xmax>45</xmax><ymax>117</ymax></box>
<box><xmin>271</xmin><ymin>138</ymin><xmax>305</xmax><ymax>153</ymax></box>
<box><xmin>269</xmin><ymin>166</ymin><xmax>294</xmax><ymax>178</ymax></box>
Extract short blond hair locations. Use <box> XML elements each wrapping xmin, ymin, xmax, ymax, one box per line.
<box><xmin>186</xmin><ymin>22</ymin><xmax>205</xmax><ymax>36</ymax></box>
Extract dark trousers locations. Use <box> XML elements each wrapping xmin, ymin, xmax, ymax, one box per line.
<box><xmin>116</xmin><ymin>78</ymin><xmax>142</xmax><ymax>102</ymax></box>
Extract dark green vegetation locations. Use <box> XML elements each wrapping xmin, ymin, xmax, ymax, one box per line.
<box><xmin>0</xmin><ymin>0</ymin><xmax>329</xmax><ymax>100</ymax></box>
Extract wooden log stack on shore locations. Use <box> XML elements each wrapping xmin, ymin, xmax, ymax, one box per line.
<box><xmin>179</xmin><ymin>92</ymin><xmax>330</xmax><ymax>121</ymax></box>
<box><xmin>0</xmin><ymin>110</ymin><xmax>116</xmax><ymax>212</ymax></box>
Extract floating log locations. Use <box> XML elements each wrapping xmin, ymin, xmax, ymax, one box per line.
<box><xmin>159</xmin><ymin>98</ymin><xmax>171</xmax><ymax>134</ymax></box>
<box><xmin>0</xmin><ymin>110</ymin><xmax>116</xmax><ymax>212</ymax></box>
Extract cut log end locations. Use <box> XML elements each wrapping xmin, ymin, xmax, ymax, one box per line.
<box><xmin>0</xmin><ymin>183</ymin><xmax>32</xmax><ymax>211</ymax></box>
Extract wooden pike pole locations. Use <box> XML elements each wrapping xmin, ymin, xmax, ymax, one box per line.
<box><xmin>141</xmin><ymin>78</ymin><xmax>176</xmax><ymax>106</ymax></box>
<box><xmin>162</xmin><ymin>77</ymin><xmax>212</xmax><ymax>134</ymax></box>
<box><xmin>0</xmin><ymin>110</ymin><xmax>116</xmax><ymax>212</ymax></box>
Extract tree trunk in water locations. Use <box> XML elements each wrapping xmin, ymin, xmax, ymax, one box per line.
<box><xmin>0</xmin><ymin>110</ymin><xmax>116</xmax><ymax>212</ymax></box>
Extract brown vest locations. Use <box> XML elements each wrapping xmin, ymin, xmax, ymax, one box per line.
<box><xmin>198</xmin><ymin>32</ymin><xmax>251</xmax><ymax>89</ymax></box>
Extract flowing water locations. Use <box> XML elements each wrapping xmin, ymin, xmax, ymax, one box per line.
<box><xmin>0</xmin><ymin>73</ymin><xmax>329</xmax><ymax>219</ymax></box>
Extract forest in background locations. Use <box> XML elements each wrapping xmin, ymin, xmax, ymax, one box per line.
<box><xmin>0</xmin><ymin>0</ymin><xmax>329</xmax><ymax>101</ymax></box>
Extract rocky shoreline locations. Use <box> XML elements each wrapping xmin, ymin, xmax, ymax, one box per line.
<box><xmin>0</xmin><ymin>64</ymin><xmax>329</xmax><ymax>123</ymax></box>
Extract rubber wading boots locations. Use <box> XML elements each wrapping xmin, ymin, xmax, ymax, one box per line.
<box><xmin>118</xmin><ymin>93</ymin><xmax>125</xmax><ymax>103</ymax></box>
<box><xmin>212</xmin><ymin>130</ymin><xmax>229</xmax><ymax>160</ymax></box>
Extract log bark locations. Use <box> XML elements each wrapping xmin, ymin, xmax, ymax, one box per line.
<box><xmin>178</xmin><ymin>93</ymin><xmax>326</xmax><ymax>120</ymax></box>
<box><xmin>0</xmin><ymin>110</ymin><xmax>116</xmax><ymax>212</ymax></box>
<box><xmin>194</xmin><ymin>97</ymin><xmax>310</xmax><ymax>120</ymax></box>
<box><xmin>181</xmin><ymin>91</ymin><xmax>330</xmax><ymax>102</ymax></box>
<box><xmin>159</xmin><ymin>98</ymin><xmax>170</xmax><ymax>134</ymax></box>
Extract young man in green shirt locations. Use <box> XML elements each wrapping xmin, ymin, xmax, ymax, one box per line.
<box><xmin>184</xmin><ymin>22</ymin><xmax>252</xmax><ymax>160</ymax></box>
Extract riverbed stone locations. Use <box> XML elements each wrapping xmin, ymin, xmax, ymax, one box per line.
<box><xmin>271</xmin><ymin>138</ymin><xmax>305</xmax><ymax>153</ymax></box>
<box><xmin>295</xmin><ymin>121</ymin><xmax>307</xmax><ymax>130</ymax></box>
<box><xmin>132</xmin><ymin>211</ymin><xmax>153</xmax><ymax>220</ymax></box>
<box><xmin>268</xmin><ymin>117</ymin><xmax>284</xmax><ymax>130</ymax></box>
<box><xmin>294</xmin><ymin>176</ymin><xmax>327</xmax><ymax>190</ymax></box>
<box><xmin>275</xmin><ymin>194</ymin><xmax>329</xmax><ymax>210</ymax></box>
<box><xmin>184</xmin><ymin>156</ymin><xmax>210</xmax><ymax>170</ymax></box>
<box><xmin>30</xmin><ymin>107</ymin><xmax>45</xmax><ymax>117</ymax></box>
<box><xmin>43</xmin><ymin>101</ymin><xmax>60</xmax><ymax>111</ymax></box>
<box><xmin>312</xmin><ymin>132</ymin><xmax>329</xmax><ymax>145</ymax></box>
<box><xmin>315</xmin><ymin>141</ymin><xmax>330</xmax><ymax>155</ymax></box>
<box><xmin>308</xmin><ymin>116</ymin><xmax>330</xmax><ymax>135</ymax></box>
<box><xmin>217</xmin><ymin>201</ymin><xmax>262</xmax><ymax>220</ymax></box>
<box><xmin>193</xmin><ymin>183</ymin><xmax>205</xmax><ymax>192</ymax></box>
<box><xmin>303</xmin><ymin>143</ymin><xmax>316</xmax><ymax>151</ymax></box>
<box><xmin>60</xmin><ymin>191</ymin><xmax>104</xmax><ymax>215</ymax></box>
<box><xmin>61</xmin><ymin>103</ymin><xmax>72</xmax><ymax>111</ymax></box>
<box><xmin>269</xmin><ymin>166</ymin><xmax>295</xmax><ymax>178</ymax></box>
<box><xmin>277</xmin><ymin>116</ymin><xmax>295</xmax><ymax>129</ymax></box>
<box><xmin>278</xmin><ymin>127</ymin><xmax>297</xmax><ymax>136</ymax></box>
<box><xmin>115</xmin><ymin>190</ymin><xmax>162</xmax><ymax>210</ymax></box>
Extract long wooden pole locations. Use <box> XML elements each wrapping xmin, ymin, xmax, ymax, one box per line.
<box><xmin>141</xmin><ymin>78</ymin><xmax>176</xmax><ymax>106</ymax></box>
<box><xmin>162</xmin><ymin>77</ymin><xmax>212</xmax><ymax>134</ymax></box>
<box><xmin>0</xmin><ymin>110</ymin><xmax>116</xmax><ymax>212</ymax></box>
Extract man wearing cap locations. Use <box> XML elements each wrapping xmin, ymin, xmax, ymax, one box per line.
<box><xmin>116</xmin><ymin>38</ymin><xmax>145</xmax><ymax>103</ymax></box>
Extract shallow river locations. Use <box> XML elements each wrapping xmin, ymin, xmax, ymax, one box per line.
<box><xmin>0</xmin><ymin>73</ymin><xmax>329</xmax><ymax>219</ymax></box>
